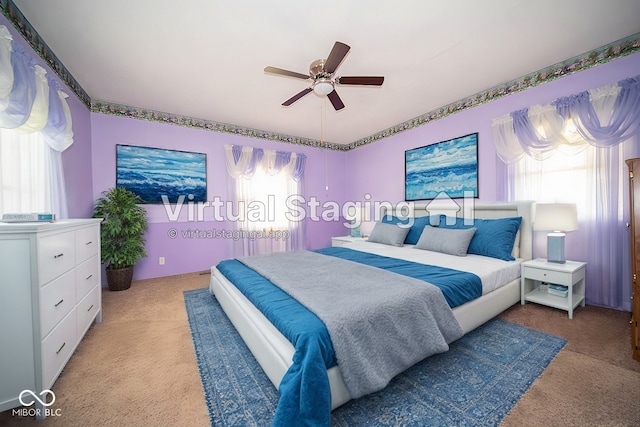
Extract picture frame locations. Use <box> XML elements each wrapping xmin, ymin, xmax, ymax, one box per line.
<box><xmin>405</xmin><ymin>133</ymin><xmax>478</xmax><ymax>201</ymax></box>
<box><xmin>116</xmin><ymin>144</ymin><xmax>207</xmax><ymax>204</ymax></box>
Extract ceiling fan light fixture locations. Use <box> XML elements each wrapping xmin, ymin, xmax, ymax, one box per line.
<box><xmin>265</xmin><ymin>41</ymin><xmax>383</xmax><ymax>110</ymax></box>
<box><xmin>313</xmin><ymin>79</ymin><xmax>334</xmax><ymax>96</ymax></box>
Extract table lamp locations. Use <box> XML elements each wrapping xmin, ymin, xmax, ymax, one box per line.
<box><xmin>345</xmin><ymin>205</ymin><xmax>363</xmax><ymax>238</ymax></box>
<box><xmin>533</xmin><ymin>203</ymin><xmax>578</xmax><ymax>263</ymax></box>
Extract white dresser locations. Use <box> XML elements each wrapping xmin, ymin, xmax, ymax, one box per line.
<box><xmin>0</xmin><ymin>219</ymin><xmax>102</xmax><ymax>418</ymax></box>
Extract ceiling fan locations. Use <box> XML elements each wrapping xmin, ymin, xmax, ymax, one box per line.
<box><xmin>264</xmin><ymin>41</ymin><xmax>384</xmax><ymax>111</ymax></box>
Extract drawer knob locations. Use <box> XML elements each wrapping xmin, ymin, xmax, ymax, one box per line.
<box><xmin>54</xmin><ymin>299</ymin><xmax>64</xmax><ymax>307</ymax></box>
<box><xmin>56</xmin><ymin>342</ymin><xmax>66</xmax><ymax>355</ymax></box>
<box><xmin>85</xmin><ymin>241</ymin><xmax>92</xmax><ymax>245</ymax></box>
<box><xmin>53</xmin><ymin>253</ymin><xmax>64</xmax><ymax>259</ymax></box>
<box><xmin>87</xmin><ymin>304</ymin><xmax>94</xmax><ymax>312</ymax></box>
<box><xmin>85</xmin><ymin>274</ymin><xmax>93</xmax><ymax>280</ymax></box>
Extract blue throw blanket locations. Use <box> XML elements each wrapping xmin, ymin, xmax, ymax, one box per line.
<box><xmin>216</xmin><ymin>258</ymin><xmax>336</xmax><ymax>425</ymax></box>
<box><xmin>317</xmin><ymin>247</ymin><xmax>482</xmax><ymax>307</ymax></box>
<box><xmin>216</xmin><ymin>248</ymin><xmax>480</xmax><ymax>426</ymax></box>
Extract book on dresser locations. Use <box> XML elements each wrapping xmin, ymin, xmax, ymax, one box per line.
<box><xmin>0</xmin><ymin>219</ymin><xmax>103</xmax><ymax>419</ymax></box>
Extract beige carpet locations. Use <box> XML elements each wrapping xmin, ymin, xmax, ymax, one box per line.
<box><xmin>1</xmin><ymin>272</ymin><xmax>639</xmax><ymax>426</ymax></box>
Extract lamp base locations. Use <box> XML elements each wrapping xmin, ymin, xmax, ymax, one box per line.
<box><xmin>547</xmin><ymin>232</ymin><xmax>566</xmax><ymax>263</ymax></box>
<box><xmin>350</xmin><ymin>223</ymin><xmax>361</xmax><ymax>238</ymax></box>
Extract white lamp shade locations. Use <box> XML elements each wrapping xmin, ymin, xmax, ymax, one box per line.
<box><xmin>534</xmin><ymin>203</ymin><xmax>578</xmax><ymax>232</ymax></box>
<box><xmin>360</xmin><ymin>220</ymin><xmax>375</xmax><ymax>237</ymax></box>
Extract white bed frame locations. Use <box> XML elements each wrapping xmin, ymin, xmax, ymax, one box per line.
<box><xmin>209</xmin><ymin>201</ymin><xmax>534</xmax><ymax>410</ymax></box>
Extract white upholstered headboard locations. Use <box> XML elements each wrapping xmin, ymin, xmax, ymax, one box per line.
<box><xmin>380</xmin><ymin>201</ymin><xmax>535</xmax><ymax>261</ymax></box>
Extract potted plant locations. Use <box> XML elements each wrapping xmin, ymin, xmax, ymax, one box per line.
<box><xmin>93</xmin><ymin>187</ymin><xmax>148</xmax><ymax>291</ymax></box>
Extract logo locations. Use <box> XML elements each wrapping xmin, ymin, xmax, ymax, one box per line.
<box><xmin>13</xmin><ymin>389</ymin><xmax>61</xmax><ymax>417</ymax></box>
<box><xmin>18</xmin><ymin>389</ymin><xmax>56</xmax><ymax>407</ymax></box>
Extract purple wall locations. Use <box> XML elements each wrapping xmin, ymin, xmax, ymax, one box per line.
<box><xmin>61</xmin><ymin>95</ymin><xmax>93</xmax><ymax>217</ymax></box>
<box><xmin>90</xmin><ymin>51</ymin><xmax>640</xmax><ymax>281</ymax></box>
<box><xmin>0</xmin><ymin>14</ymin><xmax>94</xmax><ymax>218</ymax></box>
<box><xmin>90</xmin><ymin>114</ymin><xmax>348</xmax><ymax>279</ymax></box>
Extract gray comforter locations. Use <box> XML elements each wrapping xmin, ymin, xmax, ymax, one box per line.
<box><xmin>239</xmin><ymin>250</ymin><xmax>464</xmax><ymax>398</ymax></box>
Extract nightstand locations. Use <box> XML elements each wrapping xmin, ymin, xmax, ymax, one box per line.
<box><xmin>331</xmin><ymin>236</ymin><xmax>368</xmax><ymax>247</ymax></box>
<box><xmin>521</xmin><ymin>259</ymin><xmax>587</xmax><ymax>319</ymax></box>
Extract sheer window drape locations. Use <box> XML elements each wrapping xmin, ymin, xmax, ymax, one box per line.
<box><xmin>0</xmin><ymin>129</ymin><xmax>68</xmax><ymax>217</ymax></box>
<box><xmin>493</xmin><ymin>75</ymin><xmax>640</xmax><ymax>161</ymax></box>
<box><xmin>0</xmin><ymin>25</ymin><xmax>74</xmax><ymax>218</ymax></box>
<box><xmin>224</xmin><ymin>144</ymin><xmax>307</xmax><ymax>257</ymax></box>
<box><xmin>492</xmin><ymin>75</ymin><xmax>640</xmax><ymax>310</ymax></box>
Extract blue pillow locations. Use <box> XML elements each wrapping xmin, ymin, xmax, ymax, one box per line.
<box><xmin>441</xmin><ymin>216</ymin><xmax>522</xmax><ymax>261</ymax></box>
<box><xmin>381</xmin><ymin>215</ymin><xmax>433</xmax><ymax>245</ymax></box>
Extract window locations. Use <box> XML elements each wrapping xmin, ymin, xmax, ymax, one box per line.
<box><xmin>0</xmin><ymin>129</ymin><xmax>51</xmax><ymax>214</ymax></box>
<box><xmin>238</xmin><ymin>165</ymin><xmax>295</xmax><ymax>231</ymax></box>
<box><xmin>513</xmin><ymin>146</ymin><xmax>593</xmax><ymax>221</ymax></box>
<box><xmin>232</xmin><ymin>164</ymin><xmax>303</xmax><ymax>256</ymax></box>
<box><xmin>224</xmin><ymin>145</ymin><xmax>307</xmax><ymax>257</ymax></box>
<box><xmin>493</xmin><ymin>75</ymin><xmax>640</xmax><ymax>310</ymax></box>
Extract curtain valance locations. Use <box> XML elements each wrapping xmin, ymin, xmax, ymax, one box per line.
<box><xmin>492</xmin><ymin>74</ymin><xmax>640</xmax><ymax>163</ymax></box>
<box><xmin>0</xmin><ymin>25</ymin><xmax>74</xmax><ymax>151</ymax></box>
<box><xmin>224</xmin><ymin>144</ymin><xmax>306</xmax><ymax>181</ymax></box>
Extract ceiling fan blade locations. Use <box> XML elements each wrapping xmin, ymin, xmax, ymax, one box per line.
<box><xmin>337</xmin><ymin>76</ymin><xmax>384</xmax><ymax>86</ymax></box>
<box><xmin>323</xmin><ymin>41</ymin><xmax>350</xmax><ymax>74</ymax></box>
<box><xmin>327</xmin><ymin>90</ymin><xmax>345</xmax><ymax>111</ymax></box>
<box><xmin>264</xmin><ymin>66</ymin><xmax>310</xmax><ymax>80</ymax></box>
<box><xmin>282</xmin><ymin>87</ymin><xmax>313</xmax><ymax>106</ymax></box>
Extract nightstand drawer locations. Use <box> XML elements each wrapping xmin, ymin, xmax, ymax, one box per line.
<box><xmin>331</xmin><ymin>238</ymin><xmax>348</xmax><ymax>247</ymax></box>
<box><xmin>523</xmin><ymin>266</ymin><xmax>568</xmax><ymax>285</ymax></box>
<box><xmin>331</xmin><ymin>236</ymin><xmax>366</xmax><ymax>247</ymax></box>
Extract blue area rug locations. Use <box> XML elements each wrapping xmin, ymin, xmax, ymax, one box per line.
<box><xmin>184</xmin><ymin>288</ymin><xmax>565</xmax><ymax>426</ymax></box>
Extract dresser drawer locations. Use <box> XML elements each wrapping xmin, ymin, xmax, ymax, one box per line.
<box><xmin>41</xmin><ymin>309</ymin><xmax>77</xmax><ymax>389</ymax></box>
<box><xmin>38</xmin><ymin>230</ymin><xmax>76</xmax><ymax>285</ymax></box>
<box><xmin>75</xmin><ymin>225</ymin><xmax>100</xmax><ymax>264</ymax></box>
<box><xmin>522</xmin><ymin>266</ymin><xmax>569</xmax><ymax>285</ymax></box>
<box><xmin>77</xmin><ymin>285</ymin><xmax>100</xmax><ymax>338</ymax></box>
<box><xmin>40</xmin><ymin>270</ymin><xmax>76</xmax><ymax>338</ymax></box>
<box><xmin>76</xmin><ymin>255</ymin><xmax>100</xmax><ymax>301</ymax></box>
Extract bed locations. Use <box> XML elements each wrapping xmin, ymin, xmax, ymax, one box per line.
<box><xmin>208</xmin><ymin>201</ymin><xmax>534</xmax><ymax>425</ymax></box>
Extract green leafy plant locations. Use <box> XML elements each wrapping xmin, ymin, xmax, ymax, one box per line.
<box><xmin>93</xmin><ymin>187</ymin><xmax>148</xmax><ymax>270</ymax></box>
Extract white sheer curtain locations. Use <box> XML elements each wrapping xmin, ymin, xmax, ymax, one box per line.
<box><xmin>224</xmin><ymin>144</ymin><xmax>307</xmax><ymax>257</ymax></box>
<box><xmin>492</xmin><ymin>75</ymin><xmax>640</xmax><ymax>310</ymax></box>
<box><xmin>0</xmin><ymin>129</ymin><xmax>68</xmax><ymax>217</ymax></box>
<box><xmin>0</xmin><ymin>25</ymin><xmax>73</xmax><ymax>218</ymax></box>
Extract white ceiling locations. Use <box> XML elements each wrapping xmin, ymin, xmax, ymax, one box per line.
<box><xmin>11</xmin><ymin>0</ymin><xmax>640</xmax><ymax>145</ymax></box>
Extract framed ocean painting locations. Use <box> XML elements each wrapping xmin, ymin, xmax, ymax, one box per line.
<box><xmin>116</xmin><ymin>144</ymin><xmax>207</xmax><ymax>204</ymax></box>
<box><xmin>405</xmin><ymin>133</ymin><xmax>478</xmax><ymax>201</ymax></box>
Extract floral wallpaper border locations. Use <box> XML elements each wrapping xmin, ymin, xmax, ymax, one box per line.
<box><xmin>2</xmin><ymin>0</ymin><xmax>639</xmax><ymax>152</ymax></box>
<box><xmin>90</xmin><ymin>100</ymin><xmax>347</xmax><ymax>151</ymax></box>
<box><xmin>0</xmin><ymin>0</ymin><xmax>91</xmax><ymax>106</ymax></box>
<box><xmin>347</xmin><ymin>34</ymin><xmax>640</xmax><ymax>151</ymax></box>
